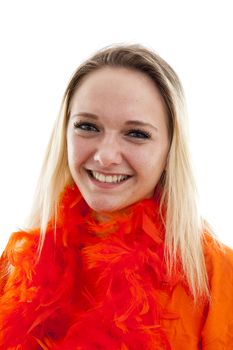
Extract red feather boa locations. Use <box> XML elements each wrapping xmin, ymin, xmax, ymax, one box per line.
<box><xmin>0</xmin><ymin>184</ymin><xmax>182</xmax><ymax>349</ymax></box>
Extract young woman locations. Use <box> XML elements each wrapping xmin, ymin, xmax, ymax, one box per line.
<box><xmin>0</xmin><ymin>44</ymin><xmax>233</xmax><ymax>349</ymax></box>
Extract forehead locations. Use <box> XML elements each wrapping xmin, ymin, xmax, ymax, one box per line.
<box><xmin>69</xmin><ymin>67</ymin><xmax>167</xmax><ymax>125</ymax></box>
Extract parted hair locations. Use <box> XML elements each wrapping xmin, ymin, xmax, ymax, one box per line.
<box><xmin>26</xmin><ymin>43</ymin><xmax>211</xmax><ymax>301</ymax></box>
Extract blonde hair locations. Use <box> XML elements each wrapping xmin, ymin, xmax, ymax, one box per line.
<box><xmin>26</xmin><ymin>43</ymin><xmax>210</xmax><ymax>300</ymax></box>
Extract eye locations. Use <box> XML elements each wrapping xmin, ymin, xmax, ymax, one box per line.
<box><xmin>126</xmin><ymin>129</ymin><xmax>152</xmax><ymax>139</ymax></box>
<box><xmin>73</xmin><ymin>121</ymin><xmax>99</xmax><ymax>132</ymax></box>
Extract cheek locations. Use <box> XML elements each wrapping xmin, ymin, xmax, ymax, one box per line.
<box><xmin>67</xmin><ymin>136</ymin><xmax>77</xmax><ymax>166</ymax></box>
<box><xmin>129</xmin><ymin>146</ymin><xmax>168</xmax><ymax>177</ymax></box>
<box><xmin>67</xmin><ymin>136</ymin><xmax>92</xmax><ymax>167</ymax></box>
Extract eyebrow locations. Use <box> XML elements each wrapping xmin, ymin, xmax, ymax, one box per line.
<box><xmin>70</xmin><ymin>112</ymin><xmax>158</xmax><ymax>131</ymax></box>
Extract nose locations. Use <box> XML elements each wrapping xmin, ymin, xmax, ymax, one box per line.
<box><xmin>93</xmin><ymin>133</ymin><xmax>122</xmax><ymax>167</ymax></box>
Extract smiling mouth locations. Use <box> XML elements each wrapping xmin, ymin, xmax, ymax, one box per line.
<box><xmin>86</xmin><ymin>170</ymin><xmax>132</xmax><ymax>184</ymax></box>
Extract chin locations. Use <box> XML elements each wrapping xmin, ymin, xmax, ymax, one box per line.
<box><xmin>85</xmin><ymin>197</ymin><xmax>124</xmax><ymax>213</ymax></box>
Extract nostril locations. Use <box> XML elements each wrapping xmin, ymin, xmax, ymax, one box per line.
<box><xmin>93</xmin><ymin>149</ymin><xmax>122</xmax><ymax>166</ymax></box>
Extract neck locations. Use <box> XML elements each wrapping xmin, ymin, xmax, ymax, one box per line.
<box><xmin>92</xmin><ymin>206</ymin><xmax>130</xmax><ymax>224</ymax></box>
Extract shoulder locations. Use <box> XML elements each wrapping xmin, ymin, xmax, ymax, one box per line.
<box><xmin>1</xmin><ymin>229</ymin><xmax>39</xmax><ymax>265</ymax></box>
<box><xmin>203</xmin><ymin>233</ymin><xmax>233</xmax><ymax>281</ymax></box>
<box><xmin>203</xmin><ymin>233</ymin><xmax>233</xmax><ymax>303</ymax></box>
<box><xmin>201</xmin><ymin>234</ymin><xmax>233</xmax><ymax>348</ymax></box>
<box><xmin>0</xmin><ymin>229</ymin><xmax>40</xmax><ymax>292</ymax></box>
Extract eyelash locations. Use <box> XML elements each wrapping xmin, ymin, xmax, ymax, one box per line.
<box><xmin>73</xmin><ymin>121</ymin><xmax>98</xmax><ymax>132</ymax></box>
<box><xmin>73</xmin><ymin>122</ymin><xmax>152</xmax><ymax>140</ymax></box>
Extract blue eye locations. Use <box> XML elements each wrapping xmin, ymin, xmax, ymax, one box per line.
<box><xmin>127</xmin><ymin>129</ymin><xmax>151</xmax><ymax>139</ymax></box>
<box><xmin>73</xmin><ymin>122</ymin><xmax>99</xmax><ymax>132</ymax></box>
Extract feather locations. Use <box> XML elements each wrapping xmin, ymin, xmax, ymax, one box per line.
<box><xmin>0</xmin><ymin>184</ymin><xmax>183</xmax><ymax>349</ymax></box>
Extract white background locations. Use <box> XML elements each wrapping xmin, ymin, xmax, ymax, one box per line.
<box><xmin>0</xmin><ymin>0</ymin><xmax>232</xmax><ymax>253</ymax></box>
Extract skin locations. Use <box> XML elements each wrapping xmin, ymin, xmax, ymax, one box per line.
<box><xmin>66</xmin><ymin>67</ymin><xmax>170</xmax><ymax>214</ymax></box>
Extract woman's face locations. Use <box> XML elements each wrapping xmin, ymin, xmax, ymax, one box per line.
<box><xmin>67</xmin><ymin>67</ymin><xmax>170</xmax><ymax>213</ymax></box>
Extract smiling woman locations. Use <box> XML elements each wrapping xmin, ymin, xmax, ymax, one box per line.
<box><xmin>66</xmin><ymin>67</ymin><xmax>170</xmax><ymax>213</ymax></box>
<box><xmin>0</xmin><ymin>44</ymin><xmax>233</xmax><ymax>349</ymax></box>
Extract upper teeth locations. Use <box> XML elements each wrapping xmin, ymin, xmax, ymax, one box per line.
<box><xmin>91</xmin><ymin>171</ymin><xmax>129</xmax><ymax>183</ymax></box>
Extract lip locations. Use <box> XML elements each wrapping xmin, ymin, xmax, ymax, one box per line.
<box><xmin>85</xmin><ymin>169</ymin><xmax>132</xmax><ymax>189</ymax></box>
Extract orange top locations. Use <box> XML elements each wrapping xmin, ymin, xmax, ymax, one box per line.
<box><xmin>1</xmin><ymin>233</ymin><xmax>232</xmax><ymax>349</ymax></box>
<box><xmin>161</xmin><ymin>238</ymin><xmax>233</xmax><ymax>349</ymax></box>
<box><xmin>0</xmin><ymin>186</ymin><xmax>233</xmax><ymax>349</ymax></box>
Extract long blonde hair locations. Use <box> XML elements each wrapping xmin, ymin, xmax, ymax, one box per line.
<box><xmin>26</xmin><ymin>43</ymin><xmax>210</xmax><ymax>300</ymax></box>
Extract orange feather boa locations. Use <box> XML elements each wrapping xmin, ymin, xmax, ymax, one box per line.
<box><xmin>0</xmin><ymin>184</ymin><xmax>182</xmax><ymax>349</ymax></box>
